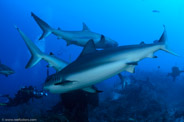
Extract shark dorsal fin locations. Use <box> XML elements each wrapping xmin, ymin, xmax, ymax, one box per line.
<box><xmin>80</xmin><ymin>39</ymin><xmax>96</xmax><ymax>56</ymax></box>
<box><xmin>58</xmin><ymin>27</ymin><xmax>60</xmax><ymax>30</ymax></box>
<box><xmin>154</xmin><ymin>25</ymin><xmax>166</xmax><ymax>43</ymax></box>
<box><xmin>82</xmin><ymin>22</ymin><xmax>90</xmax><ymax>31</ymax></box>
<box><xmin>140</xmin><ymin>41</ymin><xmax>145</xmax><ymax>45</ymax></box>
<box><xmin>158</xmin><ymin>25</ymin><xmax>166</xmax><ymax>43</ymax></box>
<box><xmin>100</xmin><ymin>35</ymin><xmax>105</xmax><ymax>42</ymax></box>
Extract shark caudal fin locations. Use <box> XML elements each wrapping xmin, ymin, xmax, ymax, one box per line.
<box><xmin>15</xmin><ymin>26</ymin><xmax>43</xmax><ymax>68</ymax></box>
<box><xmin>31</xmin><ymin>12</ymin><xmax>53</xmax><ymax>40</ymax></box>
<box><xmin>156</xmin><ymin>25</ymin><xmax>178</xmax><ymax>56</ymax></box>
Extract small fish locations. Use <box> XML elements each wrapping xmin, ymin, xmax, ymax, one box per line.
<box><xmin>152</xmin><ymin>10</ymin><xmax>160</xmax><ymax>13</ymax></box>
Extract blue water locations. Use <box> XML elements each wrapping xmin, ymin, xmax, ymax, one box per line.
<box><xmin>1</xmin><ymin>0</ymin><xmax>184</xmax><ymax>121</ymax></box>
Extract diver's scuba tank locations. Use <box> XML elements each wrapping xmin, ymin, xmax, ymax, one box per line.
<box><xmin>33</xmin><ymin>90</ymin><xmax>48</xmax><ymax>98</ymax></box>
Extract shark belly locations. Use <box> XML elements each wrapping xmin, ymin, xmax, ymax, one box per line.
<box><xmin>68</xmin><ymin>61</ymin><xmax>125</xmax><ymax>86</ymax></box>
<box><xmin>46</xmin><ymin>61</ymin><xmax>126</xmax><ymax>93</ymax></box>
<box><xmin>53</xmin><ymin>30</ymin><xmax>100</xmax><ymax>46</ymax></box>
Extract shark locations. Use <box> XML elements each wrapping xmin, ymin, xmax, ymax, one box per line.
<box><xmin>0</xmin><ymin>62</ymin><xmax>14</xmax><ymax>77</ymax></box>
<box><xmin>15</xmin><ymin>26</ymin><xmax>68</xmax><ymax>71</ymax></box>
<box><xmin>44</xmin><ymin>25</ymin><xmax>177</xmax><ymax>94</ymax></box>
<box><xmin>16</xmin><ymin>26</ymin><xmax>125</xmax><ymax>82</ymax></box>
<box><xmin>31</xmin><ymin>12</ymin><xmax>118</xmax><ymax>48</ymax></box>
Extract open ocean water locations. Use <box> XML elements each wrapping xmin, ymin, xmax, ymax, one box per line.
<box><xmin>1</xmin><ymin>0</ymin><xmax>184</xmax><ymax>121</ymax></box>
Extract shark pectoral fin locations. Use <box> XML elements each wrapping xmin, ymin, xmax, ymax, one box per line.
<box><xmin>118</xmin><ymin>73</ymin><xmax>124</xmax><ymax>82</ymax></box>
<box><xmin>46</xmin><ymin>63</ymin><xmax>52</xmax><ymax>68</ymax></box>
<box><xmin>79</xmin><ymin>39</ymin><xmax>96</xmax><ymax>56</ymax></box>
<box><xmin>125</xmin><ymin>65</ymin><xmax>136</xmax><ymax>73</ymax></box>
<box><xmin>54</xmin><ymin>80</ymin><xmax>75</xmax><ymax>86</ymax></box>
<box><xmin>66</xmin><ymin>40</ymin><xmax>72</xmax><ymax>46</ymax></box>
<box><xmin>126</xmin><ymin>62</ymin><xmax>137</xmax><ymax>73</ymax></box>
<box><xmin>82</xmin><ymin>86</ymin><xmax>103</xmax><ymax>93</ymax></box>
<box><xmin>82</xmin><ymin>22</ymin><xmax>90</xmax><ymax>31</ymax></box>
<box><xmin>127</xmin><ymin>61</ymin><xmax>138</xmax><ymax>65</ymax></box>
<box><xmin>5</xmin><ymin>74</ymin><xmax>8</xmax><ymax>77</ymax></box>
<box><xmin>147</xmin><ymin>53</ymin><xmax>157</xmax><ymax>58</ymax></box>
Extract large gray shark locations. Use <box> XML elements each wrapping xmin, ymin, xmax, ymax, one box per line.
<box><xmin>0</xmin><ymin>62</ymin><xmax>14</xmax><ymax>77</ymax></box>
<box><xmin>31</xmin><ymin>12</ymin><xmax>118</xmax><ymax>48</ymax></box>
<box><xmin>44</xmin><ymin>26</ymin><xmax>176</xmax><ymax>94</ymax></box>
<box><xmin>16</xmin><ymin>26</ymin><xmax>124</xmax><ymax>82</ymax></box>
<box><xmin>15</xmin><ymin>26</ymin><xmax>68</xmax><ymax>71</ymax></box>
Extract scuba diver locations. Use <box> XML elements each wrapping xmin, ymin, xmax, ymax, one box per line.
<box><xmin>168</xmin><ymin>66</ymin><xmax>184</xmax><ymax>81</ymax></box>
<box><xmin>0</xmin><ymin>86</ymin><xmax>48</xmax><ymax>107</ymax></box>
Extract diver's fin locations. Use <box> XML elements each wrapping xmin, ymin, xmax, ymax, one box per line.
<box><xmin>82</xmin><ymin>86</ymin><xmax>102</xmax><ymax>93</ymax></box>
<box><xmin>125</xmin><ymin>65</ymin><xmax>136</xmax><ymax>73</ymax></box>
<box><xmin>0</xmin><ymin>103</ymin><xmax>7</xmax><ymax>106</ymax></box>
<box><xmin>54</xmin><ymin>80</ymin><xmax>75</xmax><ymax>86</ymax></box>
<box><xmin>31</xmin><ymin>12</ymin><xmax>53</xmax><ymax>40</ymax></box>
<box><xmin>0</xmin><ymin>94</ymin><xmax>9</xmax><ymax>98</ymax></box>
<box><xmin>157</xmin><ymin>25</ymin><xmax>178</xmax><ymax>56</ymax></box>
<box><xmin>15</xmin><ymin>26</ymin><xmax>43</xmax><ymax>68</ymax></box>
<box><xmin>79</xmin><ymin>39</ymin><xmax>96</xmax><ymax>56</ymax></box>
<box><xmin>82</xmin><ymin>22</ymin><xmax>90</xmax><ymax>31</ymax></box>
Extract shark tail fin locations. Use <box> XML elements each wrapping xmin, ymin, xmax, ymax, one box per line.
<box><xmin>31</xmin><ymin>12</ymin><xmax>53</xmax><ymax>40</ymax></box>
<box><xmin>157</xmin><ymin>25</ymin><xmax>178</xmax><ymax>56</ymax></box>
<box><xmin>15</xmin><ymin>26</ymin><xmax>43</xmax><ymax>68</ymax></box>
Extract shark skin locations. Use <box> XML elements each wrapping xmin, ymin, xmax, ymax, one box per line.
<box><xmin>44</xmin><ymin>26</ymin><xmax>176</xmax><ymax>94</ymax></box>
<box><xmin>15</xmin><ymin>26</ymin><xmax>68</xmax><ymax>72</ymax></box>
<box><xmin>31</xmin><ymin>12</ymin><xmax>118</xmax><ymax>49</ymax></box>
<box><xmin>16</xmin><ymin>26</ymin><xmax>124</xmax><ymax>88</ymax></box>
